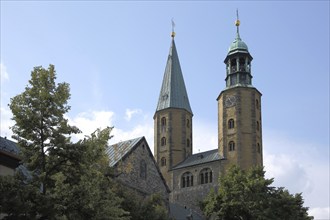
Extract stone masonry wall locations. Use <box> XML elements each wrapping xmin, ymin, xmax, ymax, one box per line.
<box><xmin>170</xmin><ymin>160</ymin><xmax>222</xmax><ymax>214</ymax></box>
<box><xmin>218</xmin><ymin>87</ymin><xmax>263</xmax><ymax>172</ymax></box>
<box><xmin>115</xmin><ymin>140</ymin><xmax>169</xmax><ymax>203</ymax></box>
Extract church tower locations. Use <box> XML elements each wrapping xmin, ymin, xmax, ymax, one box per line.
<box><xmin>218</xmin><ymin>13</ymin><xmax>263</xmax><ymax>171</ymax></box>
<box><xmin>154</xmin><ymin>29</ymin><xmax>193</xmax><ymax>187</ymax></box>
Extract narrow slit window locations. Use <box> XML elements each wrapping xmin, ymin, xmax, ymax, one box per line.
<box><xmin>228</xmin><ymin>119</ymin><xmax>235</xmax><ymax>129</ymax></box>
<box><xmin>161</xmin><ymin>137</ymin><xmax>166</xmax><ymax>146</ymax></box>
<box><xmin>229</xmin><ymin>141</ymin><xmax>235</xmax><ymax>151</ymax></box>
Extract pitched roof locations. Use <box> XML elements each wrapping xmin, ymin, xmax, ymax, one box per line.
<box><xmin>107</xmin><ymin>136</ymin><xmax>170</xmax><ymax>193</ymax></box>
<box><xmin>172</xmin><ymin>149</ymin><xmax>223</xmax><ymax>170</ymax></box>
<box><xmin>106</xmin><ymin>137</ymin><xmax>143</xmax><ymax>167</ymax></box>
<box><xmin>0</xmin><ymin>136</ymin><xmax>20</xmax><ymax>156</ymax></box>
<box><xmin>156</xmin><ymin>38</ymin><xmax>193</xmax><ymax>114</ymax></box>
<box><xmin>0</xmin><ymin>136</ymin><xmax>23</xmax><ymax>170</ymax></box>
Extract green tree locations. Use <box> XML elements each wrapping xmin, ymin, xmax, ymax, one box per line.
<box><xmin>50</xmin><ymin>128</ymin><xmax>129</xmax><ymax>220</ymax></box>
<box><xmin>113</xmin><ymin>183</ymin><xmax>169</xmax><ymax>220</ymax></box>
<box><xmin>1</xmin><ymin>65</ymin><xmax>128</xmax><ymax>219</ymax></box>
<box><xmin>0</xmin><ymin>170</ymin><xmax>38</xmax><ymax>219</ymax></box>
<box><xmin>201</xmin><ymin>166</ymin><xmax>313</xmax><ymax>220</ymax></box>
<box><xmin>9</xmin><ymin>65</ymin><xmax>79</xmax><ymax>195</ymax></box>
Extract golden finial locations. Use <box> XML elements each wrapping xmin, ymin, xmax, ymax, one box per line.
<box><xmin>171</xmin><ymin>18</ymin><xmax>176</xmax><ymax>38</ymax></box>
<box><xmin>235</xmin><ymin>9</ymin><xmax>241</xmax><ymax>39</ymax></box>
<box><xmin>235</xmin><ymin>9</ymin><xmax>240</xmax><ymax>26</ymax></box>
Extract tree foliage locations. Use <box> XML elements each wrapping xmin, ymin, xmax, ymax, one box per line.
<box><xmin>201</xmin><ymin>166</ymin><xmax>313</xmax><ymax>220</ymax></box>
<box><xmin>1</xmin><ymin>65</ymin><xmax>128</xmax><ymax>219</ymax></box>
<box><xmin>49</xmin><ymin>128</ymin><xmax>129</xmax><ymax>220</ymax></box>
<box><xmin>9</xmin><ymin>65</ymin><xmax>80</xmax><ymax>195</ymax></box>
<box><xmin>113</xmin><ymin>183</ymin><xmax>169</xmax><ymax>220</ymax></box>
<box><xmin>0</xmin><ymin>171</ymin><xmax>38</xmax><ymax>219</ymax></box>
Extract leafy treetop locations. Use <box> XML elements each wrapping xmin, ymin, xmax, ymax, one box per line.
<box><xmin>201</xmin><ymin>166</ymin><xmax>313</xmax><ymax>220</ymax></box>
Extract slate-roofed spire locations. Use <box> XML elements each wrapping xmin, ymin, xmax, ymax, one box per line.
<box><xmin>156</xmin><ymin>30</ymin><xmax>192</xmax><ymax>114</ymax></box>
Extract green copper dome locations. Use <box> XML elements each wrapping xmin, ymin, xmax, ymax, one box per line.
<box><xmin>228</xmin><ymin>36</ymin><xmax>248</xmax><ymax>53</ymax></box>
<box><xmin>228</xmin><ymin>15</ymin><xmax>249</xmax><ymax>55</ymax></box>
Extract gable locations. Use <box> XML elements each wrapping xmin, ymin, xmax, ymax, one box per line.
<box><xmin>107</xmin><ymin>137</ymin><xmax>170</xmax><ymax>196</ymax></box>
<box><xmin>106</xmin><ymin>137</ymin><xmax>143</xmax><ymax>167</ymax></box>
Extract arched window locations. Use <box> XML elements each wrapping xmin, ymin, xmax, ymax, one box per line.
<box><xmin>256</xmin><ymin>99</ymin><xmax>259</xmax><ymax>109</ymax></box>
<box><xmin>187</xmin><ymin>119</ymin><xmax>190</xmax><ymax>128</ymax></box>
<box><xmin>161</xmin><ymin>117</ymin><xmax>166</xmax><ymax>132</ymax></box>
<box><xmin>200</xmin><ymin>168</ymin><xmax>213</xmax><ymax>184</ymax></box>
<box><xmin>161</xmin><ymin>137</ymin><xmax>166</xmax><ymax>146</ymax></box>
<box><xmin>228</xmin><ymin>119</ymin><xmax>235</xmax><ymax>129</ymax></box>
<box><xmin>256</xmin><ymin>121</ymin><xmax>260</xmax><ymax>131</ymax></box>
<box><xmin>161</xmin><ymin>157</ymin><xmax>166</xmax><ymax>166</ymax></box>
<box><xmin>257</xmin><ymin>143</ymin><xmax>261</xmax><ymax>153</ymax></box>
<box><xmin>230</xmin><ymin>75</ymin><xmax>237</xmax><ymax>85</ymax></box>
<box><xmin>182</xmin><ymin>172</ymin><xmax>194</xmax><ymax>188</ymax></box>
<box><xmin>142</xmin><ymin>144</ymin><xmax>145</xmax><ymax>154</ymax></box>
<box><xmin>161</xmin><ymin>117</ymin><xmax>166</xmax><ymax>126</ymax></box>
<box><xmin>239</xmin><ymin>73</ymin><xmax>247</xmax><ymax>84</ymax></box>
<box><xmin>140</xmin><ymin>160</ymin><xmax>147</xmax><ymax>179</ymax></box>
<box><xmin>231</xmin><ymin>58</ymin><xmax>237</xmax><ymax>73</ymax></box>
<box><xmin>229</xmin><ymin>141</ymin><xmax>235</xmax><ymax>151</ymax></box>
<box><xmin>187</xmin><ymin>139</ymin><xmax>190</xmax><ymax>148</ymax></box>
<box><xmin>239</xmin><ymin>57</ymin><xmax>245</xmax><ymax>71</ymax></box>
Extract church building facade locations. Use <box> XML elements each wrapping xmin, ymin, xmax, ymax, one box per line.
<box><xmin>154</xmin><ymin>16</ymin><xmax>263</xmax><ymax>213</ymax></box>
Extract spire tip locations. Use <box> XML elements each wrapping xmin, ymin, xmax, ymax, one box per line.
<box><xmin>235</xmin><ymin>9</ymin><xmax>241</xmax><ymax>39</ymax></box>
<box><xmin>235</xmin><ymin>9</ymin><xmax>240</xmax><ymax>26</ymax></box>
<box><xmin>171</xmin><ymin>18</ymin><xmax>176</xmax><ymax>38</ymax></box>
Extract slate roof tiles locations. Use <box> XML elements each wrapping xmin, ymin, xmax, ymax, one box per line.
<box><xmin>172</xmin><ymin>149</ymin><xmax>223</xmax><ymax>170</ymax></box>
<box><xmin>156</xmin><ymin>39</ymin><xmax>192</xmax><ymax>114</ymax></box>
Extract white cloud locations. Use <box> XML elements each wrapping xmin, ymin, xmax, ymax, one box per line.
<box><xmin>67</xmin><ymin>110</ymin><xmax>115</xmax><ymax>141</ymax></box>
<box><xmin>309</xmin><ymin>207</ymin><xmax>330</xmax><ymax>220</ymax></box>
<box><xmin>0</xmin><ymin>106</ymin><xmax>14</xmax><ymax>138</ymax></box>
<box><xmin>0</xmin><ymin>62</ymin><xmax>9</xmax><ymax>83</ymax></box>
<box><xmin>264</xmin><ymin>152</ymin><xmax>313</xmax><ymax>194</ymax></box>
<box><xmin>124</xmin><ymin>108</ymin><xmax>142</xmax><ymax>121</ymax></box>
<box><xmin>263</xmin><ymin>131</ymin><xmax>329</xmax><ymax>220</ymax></box>
<box><xmin>67</xmin><ymin>110</ymin><xmax>154</xmax><ymax>152</ymax></box>
<box><xmin>111</xmin><ymin>122</ymin><xmax>154</xmax><ymax>150</ymax></box>
<box><xmin>0</xmin><ymin>63</ymin><xmax>13</xmax><ymax>139</ymax></box>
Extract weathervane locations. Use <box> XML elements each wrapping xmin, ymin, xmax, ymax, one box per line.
<box><xmin>171</xmin><ymin>18</ymin><xmax>176</xmax><ymax>38</ymax></box>
<box><xmin>235</xmin><ymin>9</ymin><xmax>241</xmax><ymax>39</ymax></box>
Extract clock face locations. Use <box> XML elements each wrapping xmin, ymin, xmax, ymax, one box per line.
<box><xmin>225</xmin><ymin>95</ymin><xmax>237</xmax><ymax>108</ymax></box>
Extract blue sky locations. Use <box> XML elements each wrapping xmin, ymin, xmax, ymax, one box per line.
<box><xmin>1</xmin><ymin>1</ymin><xmax>329</xmax><ymax>218</ymax></box>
